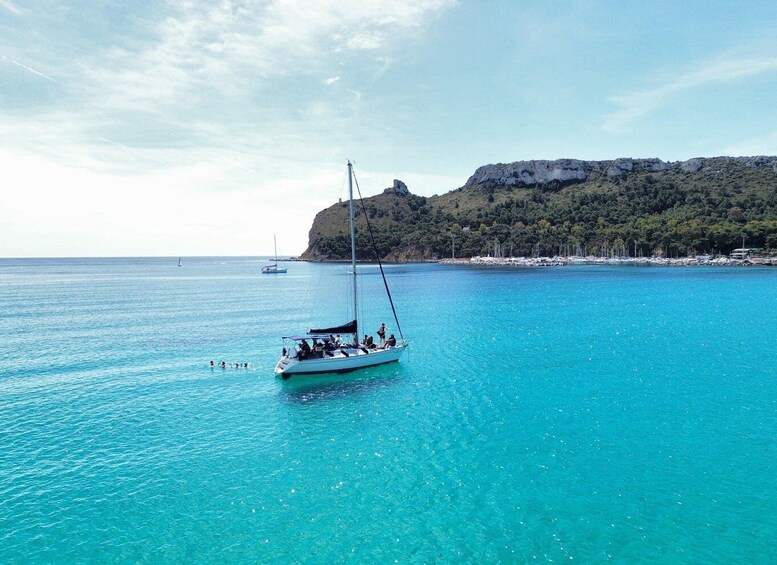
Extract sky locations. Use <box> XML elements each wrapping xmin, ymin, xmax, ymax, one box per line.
<box><xmin>2</xmin><ymin>0</ymin><xmax>777</xmax><ymax>257</ymax></box>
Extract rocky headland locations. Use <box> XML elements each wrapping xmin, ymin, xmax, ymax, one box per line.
<box><xmin>301</xmin><ymin>156</ymin><xmax>777</xmax><ymax>261</ymax></box>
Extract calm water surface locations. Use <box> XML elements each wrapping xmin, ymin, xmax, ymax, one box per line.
<box><xmin>0</xmin><ymin>258</ymin><xmax>775</xmax><ymax>562</ymax></box>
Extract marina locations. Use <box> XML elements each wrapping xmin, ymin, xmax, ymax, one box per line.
<box><xmin>443</xmin><ymin>254</ymin><xmax>777</xmax><ymax>267</ymax></box>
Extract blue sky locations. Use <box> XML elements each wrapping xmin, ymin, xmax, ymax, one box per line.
<box><xmin>2</xmin><ymin>0</ymin><xmax>777</xmax><ymax>256</ymax></box>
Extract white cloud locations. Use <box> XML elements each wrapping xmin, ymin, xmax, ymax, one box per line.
<box><xmin>347</xmin><ymin>31</ymin><xmax>385</xmax><ymax>50</ymax></box>
<box><xmin>0</xmin><ymin>0</ymin><xmax>21</xmax><ymax>14</ymax></box>
<box><xmin>1</xmin><ymin>0</ymin><xmax>454</xmax><ymax>177</ymax></box>
<box><xmin>603</xmin><ymin>56</ymin><xmax>777</xmax><ymax>132</ymax></box>
<box><xmin>84</xmin><ymin>0</ymin><xmax>455</xmax><ymax>110</ymax></box>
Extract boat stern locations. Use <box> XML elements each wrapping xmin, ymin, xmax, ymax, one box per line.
<box><xmin>274</xmin><ymin>355</ymin><xmax>297</xmax><ymax>376</ymax></box>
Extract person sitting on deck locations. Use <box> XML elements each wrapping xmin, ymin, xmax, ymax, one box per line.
<box><xmin>313</xmin><ymin>339</ymin><xmax>325</xmax><ymax>357</ymax></box>
<box><xmin>366</xmin><ymin>336</ymin><xmax>376</xmax><ymax>349</ymax></box>
<box><xmin>362</xmin><ymin>334</ymin><xmax>369</xmax><ymax>346</ymax></box>
<box><xmin>386</xmin><ymin>334</ymin><xmax>397</xmax><ymax>348</ymax></box>
<box><xmin>299</xmin><ymin>339</ymin><xmax>311</xmax><ymax>359</ymax></box>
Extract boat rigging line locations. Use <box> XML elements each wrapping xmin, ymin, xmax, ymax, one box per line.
<box><xmin>350</xmin><ymin>168</ymin><xmax>405</xmax><ymax>342</ymax></box>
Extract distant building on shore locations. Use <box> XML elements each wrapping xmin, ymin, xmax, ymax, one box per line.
<box><xmin>730</xmin><ymin>248</ymin><xmax>751</xmax><ymax>260</ymax></box>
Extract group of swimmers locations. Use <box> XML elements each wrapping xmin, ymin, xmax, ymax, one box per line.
<box><xmin>210</xmin><ymin>360</ymin><xmax>249</xmax><ymax>369</ymax></box>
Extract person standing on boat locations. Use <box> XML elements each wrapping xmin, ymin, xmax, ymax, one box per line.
<box><xmin>299</xmin><ymin>339</ymin><xmax>311</xmax><ymax>359</ymax></box>
<box><xmin>377</xmin><ymin>323</ymin><xmax>387</xmax><ymax>347</ymax></box>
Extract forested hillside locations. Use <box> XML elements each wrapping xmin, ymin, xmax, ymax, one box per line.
<box><xmin>301</xmin><ymin>157</ymin><xmax>777</xmax><ymax>261</ymax></box>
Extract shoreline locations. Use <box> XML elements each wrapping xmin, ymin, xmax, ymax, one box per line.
<box><xmin>440</xmin><ymin>256</ymin><xmax>777</xmax><ymax>267</ymax></box>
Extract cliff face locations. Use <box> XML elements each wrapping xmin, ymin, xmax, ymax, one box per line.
<box><xmin>383</xmin><ymin>179</ymin><xmax>410</xmax><ymax>196</ymax></box>
<box><xmin>302</xmin><ymin>156</ymin><xmax>777</xmax><ymax>261</ymax></box>
<box><xmin>679</xmin><ymin>155</ymin><xmax>777</xmax><ymax>173</ymax></box>
<box><xmin>463</xmin><ymin>156</ymin><xmax>777</xmax><ymax>189</ymax></box>
<box><xmin>300</xmin><ymin>179</ymin><xmax>420</xmax><ymax>261</ymax></box>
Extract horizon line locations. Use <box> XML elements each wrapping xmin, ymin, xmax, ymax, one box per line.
<box><xmin>0</xmin><ymin>254</ymin><xmax>304</xmax><ymax>260</ymax></box>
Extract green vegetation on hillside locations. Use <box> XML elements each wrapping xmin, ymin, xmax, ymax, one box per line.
<box><xmin>302</xmin><ymin>159</ymin><xmax>777</xmax><ymax>260</ymax></box>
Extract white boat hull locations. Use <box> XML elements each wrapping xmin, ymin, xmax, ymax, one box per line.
<box><xmin>275</xmin><ymin>344</ymin><xmax>406</xmax><ymax>376</ymax></box>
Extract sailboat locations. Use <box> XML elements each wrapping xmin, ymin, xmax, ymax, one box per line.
<box><xmin>274</xmin><ymin>161</ymin><xmax>407</xmax><ymax>377</ymax></box>
<box><xmin>261</xmin><ymin>235</ymin><xmax>287</xmax><ymax>274</ymax></box>
<box><xmin>178</xmin><ymin>257</ymin><xmax>182</xmax><ymax>267</ymax></box>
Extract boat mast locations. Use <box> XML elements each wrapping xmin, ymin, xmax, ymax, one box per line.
<box><xmin>273</xmin><ymin>233</ymin><xmax>278</xmax><ymax>266</ymax></box>
<box><xmin>348</xmin><ymin>161</ymin><xmax>358</xmax><ymax>338</ymax></box>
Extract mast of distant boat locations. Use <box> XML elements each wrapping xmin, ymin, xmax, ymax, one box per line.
<box><xmin>348</xmin><ymin>161</ymin><xmax>358</xmax><ymax>339</ymax></box>
<box><xmin>273</xmin><ymin>234</ymin><xmax>279</xmax><ymax>267</ymax></box>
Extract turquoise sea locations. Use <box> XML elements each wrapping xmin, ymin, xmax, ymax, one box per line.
<box><xmin>1</xmin><ymin>258</ymin><xmax>775</xmax><ymax>563</ymax></box>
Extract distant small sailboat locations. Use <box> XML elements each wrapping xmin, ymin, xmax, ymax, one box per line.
<box><xmin>178</xmin><ymin>257</ymin><xmax>182</xmax><ymax>267</ymax></box>
<box><xmin>262</xmin><ymin>235</ymin><xmax>287</xmax><ymax>274</ymax></box>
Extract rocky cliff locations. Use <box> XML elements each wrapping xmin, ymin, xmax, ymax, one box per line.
<box><xmin>463</xmin><ymin>156</ymin><xmax>777</xmax><ymax>189</ymax></box>
<box><xmin>383</xmin><ymin>179</ymin><xmax>410</xmax><ymax>196</ymax></box>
